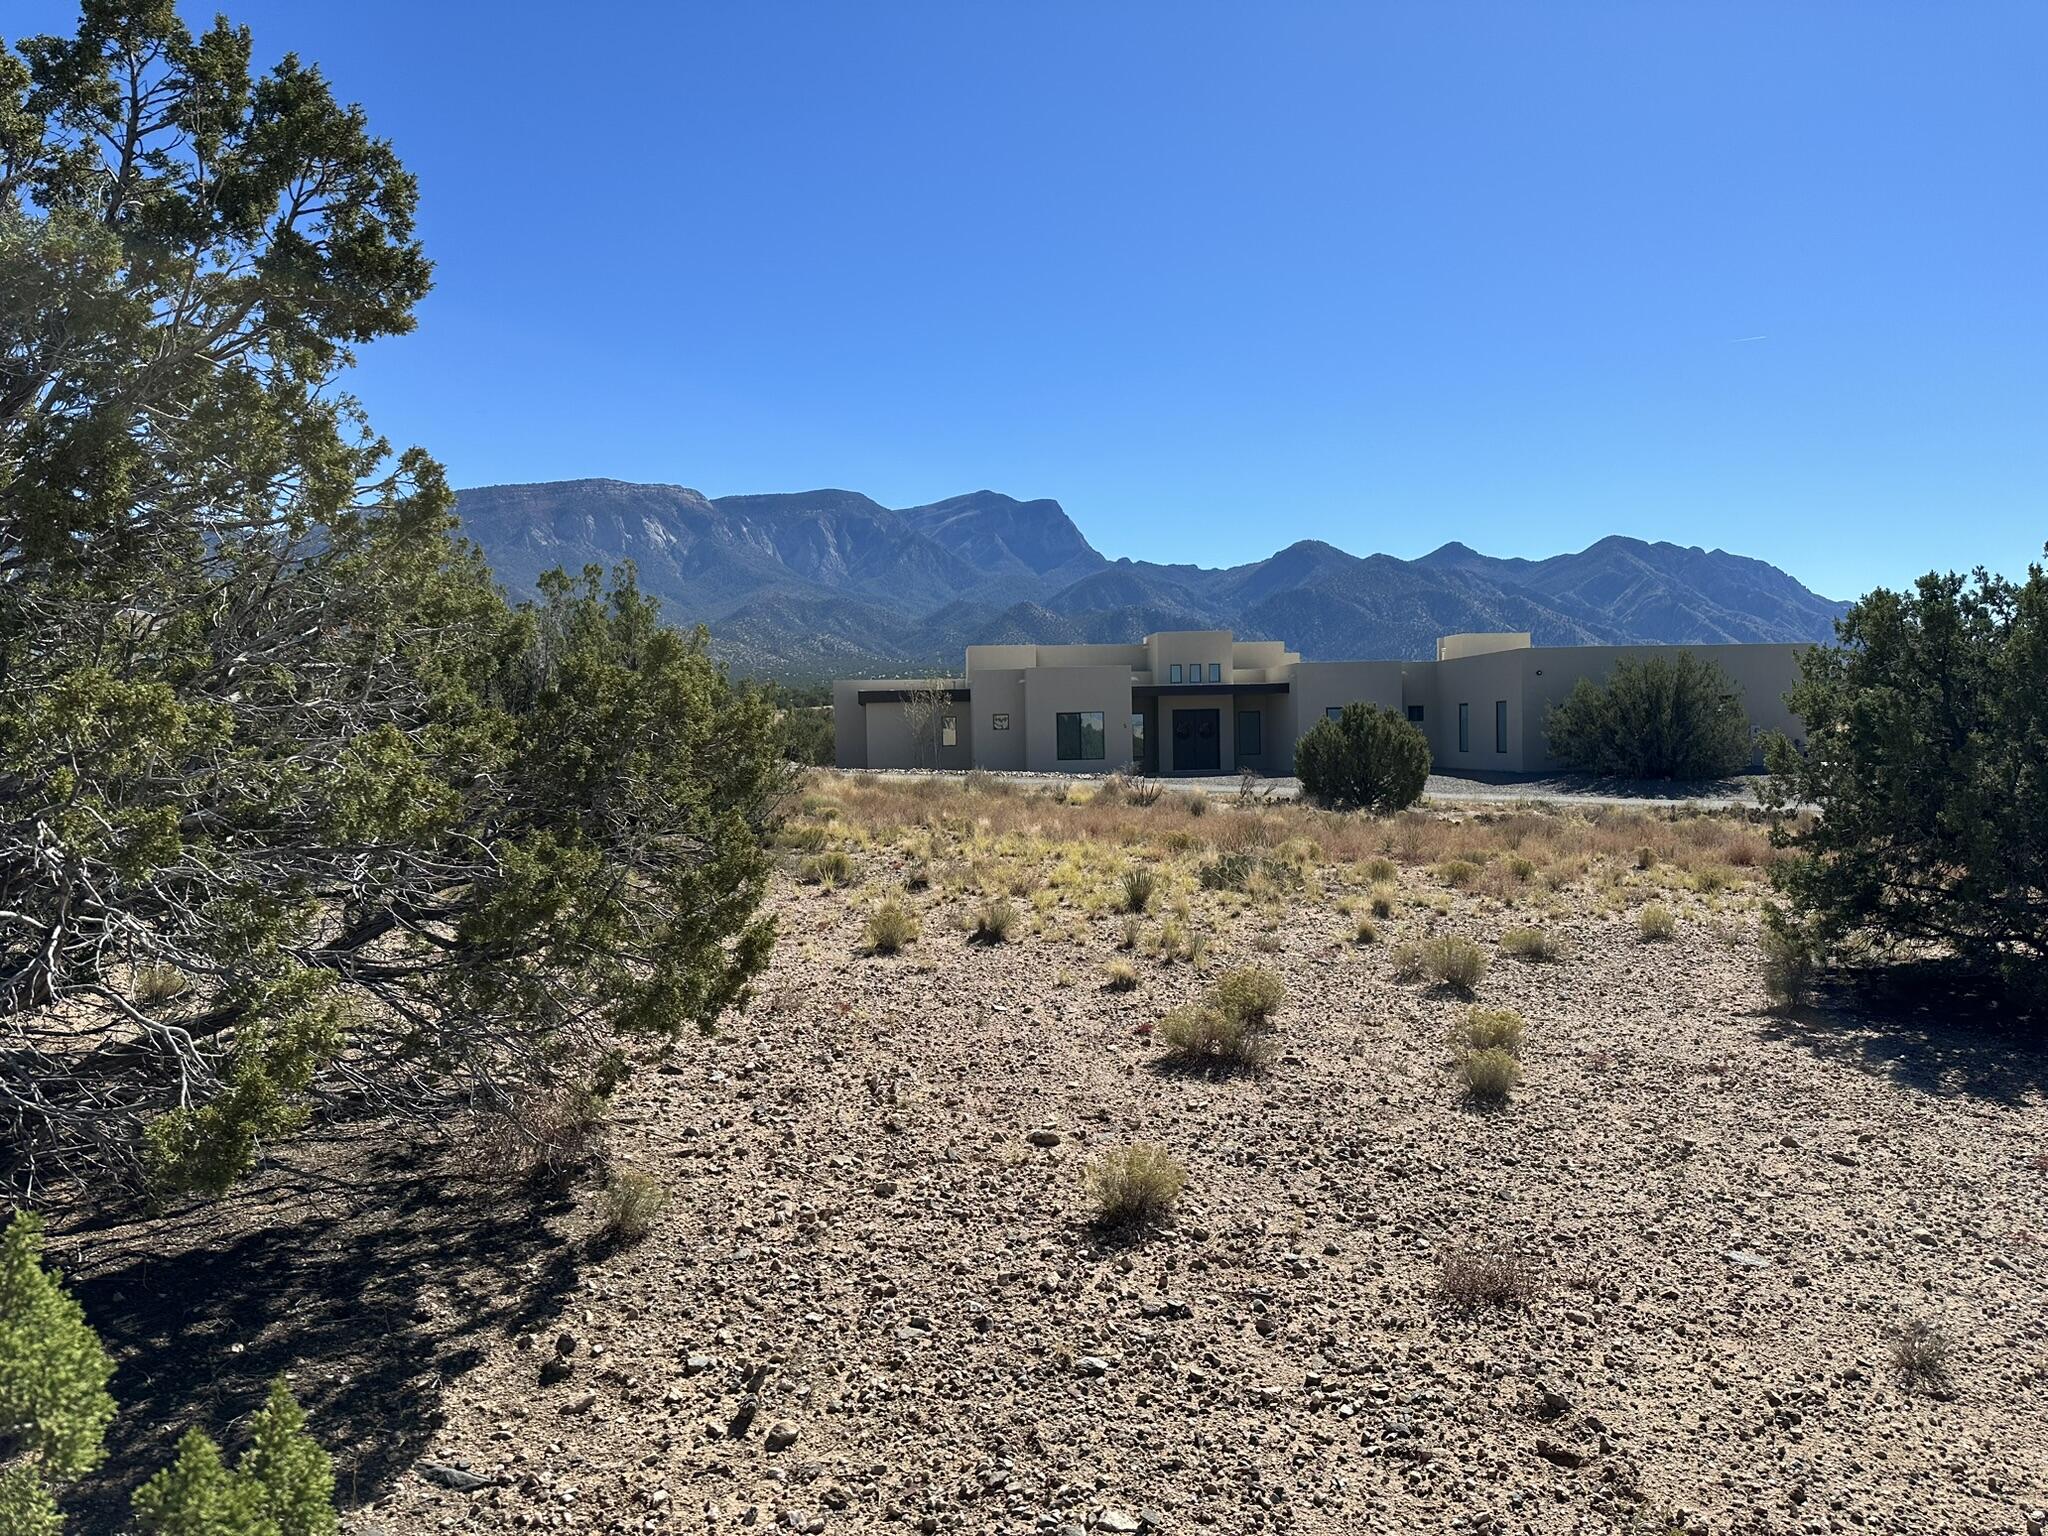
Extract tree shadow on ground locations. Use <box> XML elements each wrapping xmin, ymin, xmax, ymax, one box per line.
<box><xmin>1755</xmin><ymin>959</ymin><xmax>2048</xmax><ymax>1106</ymax></box>
<box><xmin>49</xmin><ymin>1129</ymin><xmax>584</xmax><ymax>1526</ymax></box>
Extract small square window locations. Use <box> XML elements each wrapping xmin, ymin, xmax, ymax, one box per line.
<box><xmin>991</xmin><ymin>712</ymin><xmax>1010</xmax><ymax>731</ymax></box>
<box><xmin>1407</xmin><ymin>704</ymin><xmax>1424</xmax><ymax>723</ymax></box>
<box><xmin>940</xmin><ymin>715</ymin><xmax>957</xmax><ymax>748</ymax></box>
<box><xmin>1056</xmin><ymin>710</ymin><xmax>1106</xmax><ymax>761</ymax></box>
<box><xmin>1208</xmin><ymin>662</ymin><xmax>1222</xmax><ymax>683</ymax></box>
<box><xmin>1169</xmin><ymin>664</ymin><xmax>1183</xmax><ymax>684</ymax></box>
<box><xmin>1326</xmin><ymin>706</ymin><xmax>1344</xmax><ymax>721</ymax></box>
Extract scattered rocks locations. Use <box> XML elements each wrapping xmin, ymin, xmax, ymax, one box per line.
<box><xmin>764</xmin><ymin>1419</ymin><xmax>800</xmax><ymax>1451</ymax></box>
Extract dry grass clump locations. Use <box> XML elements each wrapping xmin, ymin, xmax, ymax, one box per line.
<box><xmin>1416</xmin><ymin>934</ymin><xmax>1488</xmax><ymax>994</ymax></box>
<box><xmin>1352</xmin><ymin>916</ymin><xmax>1379</xmax><ymax>945</ymax></box>
<box><xmin>1500</xmin><ymin>925</ymin><xmax>1562</xmax><ymax>962</ymax></box>
<box><xmin>597</xmin><ymin>1166</ymin><xmax>668</xmax><ymax>1243</ymax></box>
<box><xmin>1367</xmin><ymin>881</ymin><xmax>1397</xmax><ymax>919</ymax></box>
<box><xmin>131</xmin><ymin>962</ymin><xmax>190</xmax><ymax>1007</ymax></box>
<box><xmin>1759</xmin><ymin>917</ymin><xmax>1814</xmax><ymax>1007</ymax></box>
<box><xmin>1102</xmin><ymin>959</ymin><xmax>1141</xmax><ymax>992</ymax></box>
<box><xmin>1457</xmin><ymin>1046</ymin><xmax>1522</xmax><ymax>1101</ymax></box>
<box><xmin>462</xmin><ymin>1083</ymin><xmax>606</xmax><ymax>1182</ymax></box>
<box><xmin>1085</xmin><ymin>1143</ymin><xmax>1186</xmax><ymax>1229</ymax></box>
<box><xmin>1362</xmin><ymin>856</ymin><xmax>1398</xmax><ymax>883</ymax></box>
<box><xmin>797</xmin><ymin>849</ymin><xmax>855</xmax><ymax>887</ymax></box>
<box><xmin>1119</xmin><ymin>865</ymin><xmax>1158</xmax><ymax>913</ymax></box>
<box><xmin>864</xmin><ymin>899</ymin><xmax>920</xmax><ymax>954</ymax></box>
<box><xmin>1436</xmin><ymin>858</ymin><xmax>1481</xmax><ymax>889</ymax></box>
<box><xmin>1637</xmin><ymin>903</ymin><xmax>1676</xmax><ymax>941</ymax></box>
<box><xmin>1889</xmin><ymin>1319</ymin><xmax>1954</xmax><ymax>1395</ymax></box>
<box><xmin>1459</xmin><ymin>1006</ymin><xmax>1525</xmax><ymax>1054</ymax></box>
<box><xmin>1436</xmin><ymin>1243</ymin><xmax>1539</xmax><ymax>1310</ymax></box>
<box><xmin>970</xmin><ymin>896</ymin><xmax>1018</xmax><ymax>944</ymax></box>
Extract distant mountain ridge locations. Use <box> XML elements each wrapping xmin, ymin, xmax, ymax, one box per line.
<box><xmin>452</xmin><ymin>478</ymin><xmax>1849</xmax><ymax>677</ymax></box>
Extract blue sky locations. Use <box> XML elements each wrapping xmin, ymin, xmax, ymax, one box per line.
<box><xmin>17</xmin><ymin>3</ymin><xmax>2045</xmax><ymax>597</ymax></box>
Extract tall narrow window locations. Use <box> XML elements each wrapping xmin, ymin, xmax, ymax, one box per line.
<box><xmin>1209</xmin><ymin>662</ymin><xmax>1222</xmax><ymax>683</ymax></box>
<box><xmin>1130</xmin><ymin>712</ymin><xmax>1146</xmax><ymax>764</ymax></box>
<box><xmin>1458</xmin><ymin>703</ymin><xmax>1470</xmax><ymax>753</ymax></box>
<box><xmin>1056</xmin><ymin>711</ymin><xmax>1106</xmax><ymax>761</ymax></box>
<box><xmin>1494</xmin><ymin>700</ymin><xmax>1507</xmax><ymax>753</ymax></box>
<box><xmin>1235</xmin><ymin>709</ymin><xmax>1262</xmax><ymax>758</ymax></box>
<box><xmin>1169</xmin><ymin>664</ymin><xmax>1183</xmax><ymax>684</ymax></box>
<box><xmin>941</xmin><ymin>715</ymin><xmax>957</xmax><ymax>748</ymax></box>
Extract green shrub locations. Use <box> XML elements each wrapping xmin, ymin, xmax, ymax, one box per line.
<box><xmin>1389</xmin><ymin>941</ymin><xmax>1426</xmax><ymax>981</ymax></box>
<box><xmin>864</xmin><ymin>899</ymin><xmax>919</xmax><ymax>954</ymax></box>
<box><xmin>0</xmin><ymin>1213</ymin><xmax>116</xmax><ymax>1524</ymax></box>
<box><xmin>1545</xmin><ymin>651</ymin><xmax>1754</xmax><ymax>779</ymax></box>
<box><xmin>1500</xmin><ymin>926</ymin><xmax>1561</xmax><ymax>962</ymax></box>
<box><xmin>1419</xmin><ymin>935</ymin><xmax>1488</xmax><ymax>993</ymax></box>
<box><xmin>1637</xmin><ymin>903</ymin><xmax>1676</xmax><ymax>941</ymax></box>
<box><xmin>1457</xmin><ymin>1046</ymin><xmax>1521</xmax><ymax>1101</ymax></box>
<box><xmin>1158</xmin><ymin>1005</ymin><xmax>1274</xmax><ymax>1070</ymax></box>
<box><xmin>1209</xmin><ymin>966</ymin><xmax>1286</xmax><ymax>1027</ymax></box>
<box><xmin>1103</xmin><ymin>959</ymin><xmax>1141</xmax><ymax>992</ymax></box>
<box><xmin>1085</xmin><ymin>1143</ymin><xmax>1186</xmax><ymax>1227</ymax></box>
<box><xmin>133</xmin><ymin>1378</ymin><xmax>336</xmax><ymax>1536</ymax></box>
<box><xmin>970</xmin><ymin>897</ymin><xmax>1017</xmax><ymax>944</ymax></box>
<box><xmin>1198</xmin><ymin>850</ymin><xmax>1257</xmax><ymax>891</ymax></box>
<box><xmin>597</xmin><ymin>1167</ymin><xmax>667</xmax><ymax>1243</ymax></box>
<box><xmin>1435</xmin><ymin>859</ymin><xmax>1480</xmax><ymax>889</ymax></box>
<box><xmin>1295</xmin><ymin>705</ymin><xmax>1432</xmax><ymax>813</ymax></box>
<box><xmin>1762</xmin><ymin>559</ymin><xmax>2048</xmax><ymax>1010</ymax></box>
<box><xmin>1759</xmin><ymin>911</ymin><xmax>1815</xmax><ymax>1008</ymax></box>
<box><xmin>1459</xmin><ymin>1006</ymin><xmax>1525</xmax><ymax>1054</ymax></box>
<box><xmin>1362</xmin><ymin>856</ymin><xmax>1398</xmax><ymax>884</ymax></box>
<box><xmin>1119</xmin><ymin>866</ymin><xmax>1158</xmax><ymax>913</ymax></box>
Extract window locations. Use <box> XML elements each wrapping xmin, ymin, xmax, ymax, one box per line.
<box><xmin>1130</xmin><ymin>712</ymin><xmax>1146</xmax><ymax>762</ymax></box>
<box><xmin>941</xmin><ymin>715</ymin><xmax>957</xmax><ymax>748</ymax></box>
<box><xmin>1326</xmin><ymin>706</ymin><xmax>1344</xmax><ymax>721</ymax></box>
<box><xmin>991</xmin><ymin>712</ymin><xmax>1010</xmax><ymax>731</ymax></box>
<box><xmin>1458</xmin><ymin>702</ymin><xmax>1470</xmax><ymax>753</ymax></box>
<box><xmin>1495</xmin><ymin>700</ymin><xmax>1508</xmax><ymax>753</ymax></box>
<box><xmin>1056</xmin><ymin>710</ymin><xmax>1106</xmax><ymax>761</ymax></box>
<box><xmin>1169</xmin><ymin>664</ymin><xmax>1182</xmax><ymax>684</ymax></box>
<box><xmin>1235</xmin><ymin>709</ymin><xmax>1262</xmax><ymax>758</ymax></box>
<box><xmin>1407</xmin><ymin>704</ymin><xmax>1425</xmax><ymax>724</ymax></box>
<box><xmin>1208</xmin><ymin>662</ymin><xmax>1222</xmax><ymax>683</ymax></box>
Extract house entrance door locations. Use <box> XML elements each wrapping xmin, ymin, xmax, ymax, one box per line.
<box><xmin>1171</xmin><ymin>708</ymin><xmax>1221</xmax><ymax>772</ymax></box>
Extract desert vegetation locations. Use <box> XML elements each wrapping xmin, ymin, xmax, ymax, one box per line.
<box><xmin>1546</xmin><ymin>650</ymin><xmax>1756</xmax><ymax>779</ymax></box>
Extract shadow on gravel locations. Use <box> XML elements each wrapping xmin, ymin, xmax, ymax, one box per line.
<box><xmin>1427</xmin><ymin>768</ymin><xmax>1765</xmax><ymax>804</ymax></box>
<box><xmin>1756</xmin><ymin>960</ymin><xmax>2048</xmax><ymax>1106</ymax></box>
<box><xmin>51</xmin><ymin>1131</ymin><xmax>583</xmax><ymax>1525</ymax></box>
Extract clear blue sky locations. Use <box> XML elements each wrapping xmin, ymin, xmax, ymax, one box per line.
<box><xmin>19</xmin><ymin>2</ymin><xmax>2045</xmax><ymax>598</ymax></box>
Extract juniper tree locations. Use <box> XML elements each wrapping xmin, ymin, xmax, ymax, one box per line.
<box><xmin>0</xmin><ymin>1213</ymin><xmax>116</xmax><ymax>1532</ymax></box>
<box><xmin>1</xmin><ymin>4</ymin><xmax>788</xmax><ymax>1196</ymax></box>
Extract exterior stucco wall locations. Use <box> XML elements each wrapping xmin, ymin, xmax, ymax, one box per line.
<box><xmin>1022</xmin><ymin>666</ymin><xmax>1137</xmax><ymax>773</ymax></box>
<box><xmin>1510</xmin><ymin>643</ymin><xmax>1811</xmax><ymax>771</ymax></box>
<box><xmin>831</xmin><ymin>680</ymin><xmax>868</xmax><ymax>769</ymax></box>
<box><xmin>860</xmin><ymin>695</ymin><xmax>974</xmax><ymax>773</ymax></box>
<box><xmin>967</xmin><ymin>669</ymin><xmax>1028</xmax><ymax>771</ymax></box>
<box><xmin>1147</xmin><ymin>631</ymin><xmax>1234</xmax><ymax>687</ymax></box>
<box><xmin>1428</xmin><ymin>649</ymin><xmax>1531</xmax><ymax>771</ymax></box>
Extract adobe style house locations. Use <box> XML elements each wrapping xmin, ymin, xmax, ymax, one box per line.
<box><xmin>832</xmin><ymin>630</ymin><xmax>1811</xmax><ymax>777</ymax></box>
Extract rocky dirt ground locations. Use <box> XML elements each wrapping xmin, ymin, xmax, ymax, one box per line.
<box><xmin>60</xmin><ymin>776</ymin><xmax>2048</xmax><ymax>1536</ymax></box>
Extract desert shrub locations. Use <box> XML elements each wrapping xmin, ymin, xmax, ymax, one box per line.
<box><xmin>798</xmin><ymin>850</ymin><xmax>855</xmax><ymax>887</ymax></box>
<box><xmin>775</xmin><ymin>823</ymin><xmax>828</xmax><ymax>852</ymax></box>
<box><xmin>1352</xmin><ymin>917</ymin><xmax>1379</xmax><ymax>945</ymax></box>
<box><xmin>1457</xmin><ymin>1046</ymin><xmax>1522</xmax><ymax>1100</ymax></box>
<box><xmin>1119</xmin><ymin>915</ymin><xmax>1143</xmax><ymax>950</ymax></box>
<box><xmin>1198</xmin><ymin>850</ymin><xmax>1257</xmax><ymax>891</ymax></box>
<box><xmin>598</xmin><ymin>1167</ymin><xmax>667</xmax><ymax>1243</ymax></box>
<box><xmin>1459</xmin><ymin>1006</ymin><xmax>1525</xmax><ymax>1054</ymax></box>
<box><xmin>1633</xmin><ymin>844</ymin><xmax>1656</xmax><ymax>870</ymax></box>
<box><xmin>865</xmin><ymin>899</ymin><xmax>920</xmax><ymax>954</ymax></box>
<box><xmin>1638</xmin><ymin>903</ymin><xmax>1676</xmax><ymax>941</ymax></box>
<box><xmin>775</xmin><ymin>702</ymin><xmax>835</xmax><ymax>766</ymax></box>
<box><xmin>1889</xmin><ymin>1319</ymin><xmax>1954</xmax><ymax>1394</ymax></box>
<box><xmin>1506</xmin><ymin>854</ymin><xmax>1537</xmax><ymax>881</ymax></box>
<box><xmin>1436</xmin><ymin>1243</ymin><xmax>1538</xmax><ymax>1310</ymax></box>
<box><xmin>1389</xmin><ymin>942</ymin><xmax>1426</xmax><ymax>981</ymax></box>
<box><xmin>1158</xmin><ymin>1005</ymin><xmax>1273</xmax><ymax>1070</ymax></box>
<box><xmin>1181</xmin><ymin>791</ymin><xmax>1210</xmax><ymax>818</ymax></box>
<box><xmin>1419</xmin><ymin>935</ymin><xmax>1488</xmax><ymax>993</ymax></box>
<box><xmin>1435</xmin><ymin>859</ymin><xmax>1481</xmax><ymax>889</ymax></box>
<box><xmin>1085</xmin><ymin>1143</ymin><xmax>1186</xmax><ymax>1227</ymax></box>
<box><xmin>0</xmin><ymin>1214</ymin><xmax>116</xmax><ymax>1526</ymax></box>
<box><xmin>1120</xmin><ymin>866</ymin><xmax>1159</xmax><ymax>913</ymax></box>
<box><xmin>1127</xmin><ymin>778</ymin><xmax>1164</xmax><ymax>807</ymax></box>
<box><xmin>970</xmin><ymin>897</ymin><xmax>1018</xmax><ymax>944</ymax></box>
<box><xmin>1209</xmin><ymin>966</ymin><xmax>1286</xmax><ymax>1027</ymax></box>
<box><xmin>1762</xmin><ymin>559</ymin><xmax>2048</xmax><ymax>1010</ymax></box>
<box><xmin>962</xmin><ymin>769</ymin><xmax>1011</xmax><ymax>797</ymax></box>
<box><xmin>1759</xmin><ymin>912</ymin><xmax>1815</xmax><ymax>1007</ymax></box>
<box><xmin>130</xmin><ymin>963</ymin><xmax>190</xmax><ymax>1008</ymax></box>
<box><xmin>1103</xmin><ymin>960</ymin><xmax>1140</xmax><ymax>992</ymax></box>
<box><xmin>1363</xmin><ymin>856</ymin><xmax>1398</xmax><ymax>883</ymax></box>
<box><xmin>1295</xmin><ymin>705</ymin><xmax>1432</xmax><ymax>813</ymax></box>
<box><xmin>1500</xmin><ymin>926</ymin><xmax>1561</xmax><ymax>962</ymax></box>
<box><xmin>1546</xmin><ymin>651</ymin><xmax>1755</xmax><ymax>779</ymax></box>
<box><xmin>1691</xmin><ymin>865</ymin><xmax>1734</xmax><ymax>894</ymax></box>
<box><xmin>1368</xmin><ymin>882</ymin><xmax>1397</xmax><ymax>919</ymax></box>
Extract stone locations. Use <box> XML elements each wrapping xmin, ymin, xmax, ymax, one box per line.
<box><xmin>561</xmin><ymin>1391</ymin><xmax>598</xmax><ymax>1415</ymax></box>
<box><xmin>766</xmin><ymin>1420</ymin><xmax>801</xmax><ymax>1451</ymax></box>
<box><xmin>1098</xmin><ymin>1511</ymin><xmax>1142</xmax><ymax>1533</ymax></box>
<box><xmin>1723</xmin><ymin>1249</ymin><xmax>1773</xmax><ymax>1268</ymax></box>
<box><xmin>1076</xmin><ymin>1355</ymin><xmax>1113</xmax><ymax>1376</ymax></box>
<box><xmin>554</xmin><ymin>1332</ymin><xmax>579</xmax><ymax>1356</ymax></box>
<box><xmin>1028</xmin><ymin>1129</ymin><xmax>1062</xmax><ymax>1148</ymax></box>
<box><xmin>418</xmin><ymin>1462</ymin><xmax>497</xmax><ymax>1492</ymax></box>
<box><xmin>539</xmin><ymin>1355</ymin><xmax>574</xmax><ymax>1386</ymax></box>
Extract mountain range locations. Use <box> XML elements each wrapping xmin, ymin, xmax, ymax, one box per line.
<box><xmin>451</xmin><ymin>479</ymin><xmax>1849</xmax><ymax>678</ymax></box>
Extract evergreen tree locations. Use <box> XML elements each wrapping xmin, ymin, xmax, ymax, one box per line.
<box><xmin>1294</xmin><ymin>704</ymin><xmax>1431</xmax><ymax>812</ymax></box>
<box><xmin>130</xmin><ymin>1432</ymin><xmax>271</xmax><ymax>1536</ymax></box>
<box><xmin>1544</xmin><ymin>651</ymin><xmax>1755</xmax><ymax>779</ymax></box>
<box><xmin>0</xmin><ymin>1213</ymin><xmax>116</xmax><ymax>1529</ymax></box>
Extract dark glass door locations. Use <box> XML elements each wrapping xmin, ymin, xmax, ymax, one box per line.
<box><xmin>1172</xmin><ymin>708</ymin><xmax>1221</xmax><ymax>772</ymax></box>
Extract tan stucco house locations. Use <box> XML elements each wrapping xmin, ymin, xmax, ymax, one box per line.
<box><xmin>832</xmin><ymin>630</ymin><xmax>1810</xmax><ymax>777</ymax></box>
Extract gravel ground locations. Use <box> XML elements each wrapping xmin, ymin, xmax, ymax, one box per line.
<box><xmin>363</xmin><ymin>831</ymin><xmax>2048</xmax><ymax>1536</ymax></box>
